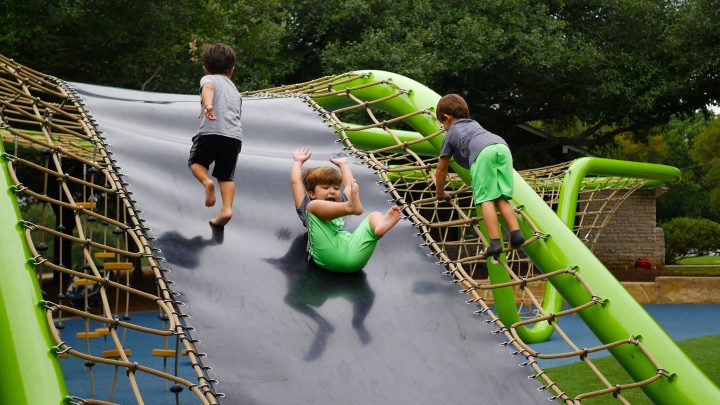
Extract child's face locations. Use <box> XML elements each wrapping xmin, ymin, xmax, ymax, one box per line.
<box><xmin>309</xmin><ymin>183</ymin><xmax>341</xmax><ymax>202</ymax></box>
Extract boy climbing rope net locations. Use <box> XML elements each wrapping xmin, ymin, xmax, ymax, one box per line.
<box><xmin>434</xmin><ymin>94</ymin><xmax>525</xmax><ymax>259</ymax></box>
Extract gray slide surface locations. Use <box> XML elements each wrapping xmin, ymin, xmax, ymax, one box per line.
<box><xmin>72</xmin><ymin>82</ymin><xmax>546</xmax><ymax>404</ymax></box>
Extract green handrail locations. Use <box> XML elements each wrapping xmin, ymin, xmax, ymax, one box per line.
<box><xmin>0</xmin><ymin>152</ymin><xmax>67</xmax><ymax>405</ymax></box>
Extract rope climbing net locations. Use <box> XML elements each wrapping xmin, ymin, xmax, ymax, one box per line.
<box><xmin>250</xmin><ymin>73</ymin><xmax>670</xmax><ymax>404</ymax></box>
<box><xmin>520</xmin><ymin>162</ymin><xmax>648</xmax><ymax>251</ymax></box>
<box><xmin>0</xmin><ymin>55</ymin><xmax>219</xmax><ymax>404</ymax></box>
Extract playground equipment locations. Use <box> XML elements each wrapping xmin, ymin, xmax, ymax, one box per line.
<box><xmin>1</xmin><ymin>55</ymin><xmax>719</xmax><ymax>404</ymax></box>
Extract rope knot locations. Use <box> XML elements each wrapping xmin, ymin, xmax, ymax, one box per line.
<box><xmin>108</xmin><ymin>316</ymin><xmax>121</xmax><ymax>331</ymax></box>
<box><xmin>126</xmin><ymin>361</ymin><xmax>139</xmax><ymax>376</ymax></box>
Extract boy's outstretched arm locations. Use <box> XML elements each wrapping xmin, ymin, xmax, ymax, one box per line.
<box><xmin>329</xmin><ymin>156</ymin><xmax>354</xmax><ymax>197</ymax></box>
<box><xmin>200</xmin><ymin>81</ymin><xmax>217</xmax><ymax>120</ymax></box>
<box><xmin>307</xmin><ymin>180</ymin><xmax>363</xmax><ymax>221</ymax></box>
<box><xmin>435</xmin><ymin>156</ymin><xmax>452</xmax><ymax>201</ymax></box>
<box><xmin>291</xmin><ymin>147</ymin><xmax>312</xmax><ymax>209</ymax></box>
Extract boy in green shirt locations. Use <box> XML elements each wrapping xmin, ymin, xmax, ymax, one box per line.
<box><xmin>291</xmin><ymin>146</ymin><xmax>401</xmax><ymax>272</ymax></box>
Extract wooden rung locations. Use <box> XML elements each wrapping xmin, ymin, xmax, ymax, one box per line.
<box><xmin>57</xmin><ymin>352</ymin><xmax>69</xmax><ymax>359</ymax></box>
<box><xmin>76</xmin><ymin>202</ymin><xmax>97</xmax><ymax>209</ymax></box>
<box><xmin>152</xmin><ymin>349</ymin><xmax>177</xmax><ymax>358</ymax></box>
<box><xmin>73</xmin><ymin>278</ymin><xmax>97</xmax><ymax>286</ymax></box>
<box><xmin>95</xmin><ymin>252</ymin><xmax>116</xmax><ymax>259</ymax></box>
<box><xmin>76</xmin><ymin>331</ymin><xmax>100</xmax><ymax>339</ymax></box>
<box><xmin>102</xmin><ymin>349</ymin><xmax>131</xmax><ymax>359</ymax></box>
<box><xmin>95</xmin><ymin>328</ymin><xmax>110</xmax><ymax>336</ymax></box>
<box><xmin>182</xmin><ymin>349</ymin><xmax>189</xmax><ymax>356</ymax></box>
<box><xmin>104</xmin><ymin>262</ymin><xmax>134</xmax><ymax>271</ymax></box>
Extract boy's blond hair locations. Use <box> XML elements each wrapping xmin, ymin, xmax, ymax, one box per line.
<box><xmin>303</xmin><ymin>167</ymin><xmax>342</xmax><ymax>192</ymax></box>
<box><xmin>436</xmin><ymin>93</ymin><xmax>470</xmax><ymax>120</ymax></box>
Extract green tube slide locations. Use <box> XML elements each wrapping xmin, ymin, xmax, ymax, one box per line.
<box><xmin>0</xmin><ymin>152</ymin><xmax>67</xmax><ymax>404</ymax></box>
<box><xmin>315</xmin><ymin>70</ymin><xmax>720</xmax><ymax>404</ymax></box>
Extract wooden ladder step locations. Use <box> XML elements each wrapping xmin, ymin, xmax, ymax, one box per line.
<box><xmin>102</xmin><ymin>349</ymin><xmax>131</xmax><ymax>359</ymax></box>
<box><xmin>95</xmin><ymin>327</ymin><xmax>110</xmax><ymax>336</ymax></box>
<box><xmin>95</xmin><ymin>252</ymin><xmax>116</xmax><ymax>259</ymax></box>
<box><xmin>76</xmin><ymin>331</ymin><xmax>100</xmax><ymax>339</ymax></box>
<box><xmin>76</xmin><ymin>202</ymin><xmax>97</xmax><ymax>210</ymax></box>
<box><xmin>104</xmin><ymin>262</ymin><xmax>134</xmax><ymax>271</ymax></box>
<box><xmin>152</xmin><ymin>349</ymin><xmax>177</xmax><ymax>358</ymax></box>
<box><xmin>73</xmin><ymin>278</ymin><xmax>97</xmax><ymax>286</ymax></box>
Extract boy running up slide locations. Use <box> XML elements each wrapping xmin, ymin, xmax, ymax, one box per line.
<box><xmin>188</xmin><ymin>43</ymin><xmax>243</xmax><ymax>227</ymax></box>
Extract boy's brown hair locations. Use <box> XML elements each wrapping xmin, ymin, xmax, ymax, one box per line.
<box><xmin>436</xmin><ymin>93</ymin><xmax>470</xmax><ymax>120</ymax></box>
<box><xmin>303</xmin><ymin>167</ymin><xmax>342</xmax><ymax>192</ymax></box>
<box><xmin>202</xmin><ymin>43</ymin><xmax>236</xmax><ymax>74</ymax></box>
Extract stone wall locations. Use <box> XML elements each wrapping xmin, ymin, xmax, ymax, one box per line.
<box><xmin>586</xmin><ymin>189</ymin><xmax>665</xmax><ymax>278</ymax></box>
<box><xmin>487</xmin><ymin>279</ymin><xmax>720</xmax><ymax>305</ymax></box>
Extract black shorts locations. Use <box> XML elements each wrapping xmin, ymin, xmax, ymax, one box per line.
<box><xmin>188</xmin><ymin>135</ymin><xmax>242</xmax><ymax>181</ymax></box>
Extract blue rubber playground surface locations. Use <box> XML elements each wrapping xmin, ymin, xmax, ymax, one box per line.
<box><xmin>59</xmin><ymin>311</ymin><xmax>201</xmax><ymax>404</ymax></box>
<box><xmin>531</xmin><ymin>304</ymin><xmax>720</xmax><ymax>368</ymax></box>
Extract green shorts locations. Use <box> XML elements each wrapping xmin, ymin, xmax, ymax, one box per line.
<box><xmin>470</xmin><ymin>143</ymin><xmax>514</xmax><ymax>203</ymax></box>
<box><xmin>307</xmin><ymin>213</ymin><xmax>380</xmax><ymax>273</ymax></box>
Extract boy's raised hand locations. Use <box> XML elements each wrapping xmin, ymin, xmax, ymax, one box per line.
<box><xmin>292</xmin><ymin>146</ymin><xmax>312</xmax><ymax>162</ymax></box>
<box><xmin>329</xmin><ymin>156</ymin><xmax>348</xmax><ymax>166</ymax></box>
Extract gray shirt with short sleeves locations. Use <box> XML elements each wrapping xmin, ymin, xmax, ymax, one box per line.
<box><xmin>439</xmin><ymin>119</ymin><xmax>507</xmax><ymax>169</ymax></box>
<box><xmin>196</xmin><ymin>75</ymin><xmax>243</xmax><ymax>141</ymax></box>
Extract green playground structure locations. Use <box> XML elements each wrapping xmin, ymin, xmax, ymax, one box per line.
<box><xmin>313</xmin><ymin>70</ymin><xmax>720</xmax><ymax>404</ymax></box>
<box><xmin>1</xmin><ymin>69</ymin><xmax>719</xmax><ymax>404</ymax></box>
<box><xmin>0</xmin><ymin>151</ymin><xmax>68</xmax><ymax>404</ymax></box>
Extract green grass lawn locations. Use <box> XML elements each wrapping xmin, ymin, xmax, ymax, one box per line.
<box><xmin>674</xmin><ymin>256</ymin><xmax>720</xmax><ymax>265</ymax></box>
<box><xmin>546</xmin><ymin>334</ymin><xmax>720</xmax><ymax>404</ymax></box>
<box><xmin>666</xmin><ymin>256</ymin><xmax>720</xmax><ymax>275</ymax></box>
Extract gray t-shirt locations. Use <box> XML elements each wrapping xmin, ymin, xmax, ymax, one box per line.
<box><xmin>196</xmin><ymin>75</ymin><xmax>243</xmax><ymax>141</ymax></box>
<box><xmin>439</xmin><ymin>119</ymin><xmax>507</xmax><ymax>168</ymax></box>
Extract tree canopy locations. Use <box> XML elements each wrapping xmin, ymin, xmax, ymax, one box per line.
<box><xmin>1</xmin><ymin>0</ymin><xmax>718</xmax><ymax>149</ymax></box>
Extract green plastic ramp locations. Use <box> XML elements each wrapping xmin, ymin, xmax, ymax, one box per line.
<box><xmin>0</xmin><ymin>150</ymin><xmax>67</xmax><ymax>405</ymax></box>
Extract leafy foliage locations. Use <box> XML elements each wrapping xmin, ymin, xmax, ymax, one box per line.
<box><xmin>0</xmin><ymin>0</ymin><xmax>290</xmax><ymax>91</ymax></box>
<box><xmin>662</xmin><ymin>217</ymin><xmax>720</xmax><ymax>263</ymax></box>
<box><xmin>1</xmin><ymin>0</ymin><xmax>718</xmax><ymax>146</ymax></box>
<box><xmin>597</xmin><ymin>113</ymin><xmax>719</xmax><ymax>221</ymax></box>
<box><xmin>690</xmin><ymin>119</ymin><xmax>720</xmax><ymax>206</ymax></box>
<box><xmin>1</xmin><ymin>1</ymin><xmax>718</xmax><ymax>218</ymax></box>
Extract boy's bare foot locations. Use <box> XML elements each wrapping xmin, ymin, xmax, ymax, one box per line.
<box><xmin>347</xmin><ymin>180</ymin><xmax>364</xmax><ymax>215</ymax></box>
<box><xmin>373</xmin><ymin>206</ymin><xmax>402</xmax><ymax>237</ymax></box>
<box><xmin>210</xmin><ymin>208</ymin><xmax>232</xmax><ymax>227</ymax></box>
<box><xmin>204</xmin><ymin>180</ymin><xmax>216</xmax><ymax>207</ymax></box>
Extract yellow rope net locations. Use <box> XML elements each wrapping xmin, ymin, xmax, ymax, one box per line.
<box><xmin>0</xmin><ymin>54</ymin><xmax>219</xmax><ymax>405</ymax></box>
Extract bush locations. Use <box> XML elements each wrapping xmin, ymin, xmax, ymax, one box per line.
<box><xmin>662</xmin><ymin>217</ymin><xmax>720</xmax><ymax>263</ymax></box>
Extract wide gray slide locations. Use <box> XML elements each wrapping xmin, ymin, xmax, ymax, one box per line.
<box><xmin>72</xmin><ymin>82</ymin><xmax>546</xmax><ymax>404</ymax></box>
